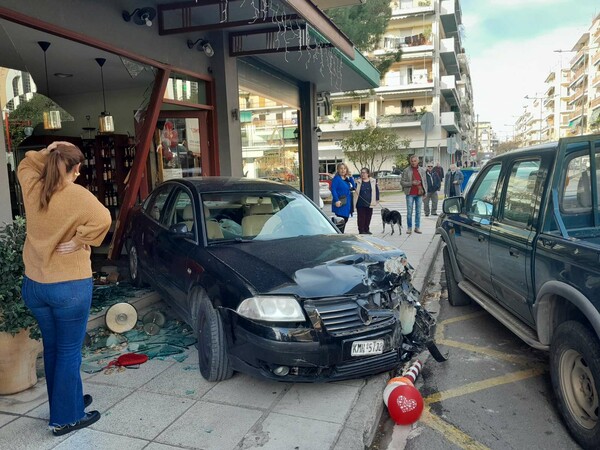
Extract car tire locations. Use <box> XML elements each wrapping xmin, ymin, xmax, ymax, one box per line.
<box><xmin>443</xmin><ymin>245</ymin><xmax>471</xmax><ymax>306</ymax></box>
<box><xmin>550</xmin><ymin>321</ymin><xmax>600</xmax><ymax>448</ymax></box>
<box><xmin>197</xmin><ymin>292</ymin><xmax>233</xmax><ymax>382</ymax></box>
<box><xmin>128</xmin><ymin>243</ymin><xmax>145</xmax><ymax>288</ymax></box>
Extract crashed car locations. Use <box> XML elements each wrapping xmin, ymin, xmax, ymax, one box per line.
<box><xmin>126</xmin><ymin>177</ymin><xmax>439</xmax><ymax>382</ymax></box>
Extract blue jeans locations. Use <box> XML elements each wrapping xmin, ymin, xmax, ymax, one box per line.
<box><xmin>22</xmin><ymin>276</ymin><xmax>93</xmax><ymax>427</ymax></box>
<box><xmin>406</xmin><ymin>195</ymin><xmax>423</xmax><ymax>229</ymax></box>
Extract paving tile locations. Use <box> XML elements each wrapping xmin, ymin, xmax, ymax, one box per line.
<box><xmin>27</xmin><ymin>384</ymin><xmax>134</xmax><ymax>421</ymax></box>
<box><xmin>156</xmin><ymin>401</ymin><xmax>262</xmax><ymax>449</ymax></box>
<box><xmin>239</xmin><ymin>412</ymin><xmax>340</xmax><ymax>450</ymax></box>
<box><xmin>273</xmin><ymin>383</ymin><xmax>360</xmax><ymax>424</ymax></box>
<box><xmin>55</xmin><ymin>428</ymin><xmax>149</xmax><ymax>449</ymax></box>
<box><xmin>85</xmin><ymin>358</ymin><xmax>174</xmax><ymax>389</ymax></box>
<box><xmin>145</xmin><ymin>443</ymin><xmax>187</xmax><ymax>450</ymax></box>
<box><xmin>202</xmin><ymin>373</ymin><xmax>290</xmax><ymax>409</ymax></box>
<box><xmin>90</xmin><ymin>391</ymin><xmax>195</xmax><ymax>440</ymax></box>
<box><xmin>0</xmin><ymin>416</ymin><xmax>70</xmax><ymax>449</ymax></box>
<box><xmin>139</xmin><ymin>362</ymin><xmax>215</xmax><ymax>400</ymax></box>
<box><xmin>0</xmin><ymin>380</ymin><xmax>48</xmax><ymax>415</ymax></box>
<box><xmin>0</xmin><ymin>412</ymin><xmax>17</xmax><ymax>427</ymax></box>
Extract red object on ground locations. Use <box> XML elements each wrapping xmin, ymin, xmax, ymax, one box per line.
<box><xmin>106</xmin><ymin>353</ymin><xmax>149</xmax><ymax>368</ymax></box>
<box><xmin>387</xmin><ymin>384</ymin><xmax>424</xmax><ymax>425</ymax></box>
<box><xmin>402</xmin><ymin>359</ymin><xmax>423</xmax><ymax>384</ymax></box>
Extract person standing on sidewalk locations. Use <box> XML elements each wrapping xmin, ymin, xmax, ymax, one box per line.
<box><xmin>18</xmin><ymin>141</ymin><xmax>111</xmax><ymax>436</ymax></box>
<box><xmin>401</xmin><ymin>155</ymin><xmax>427</xmax><ymax>234</ymax></box>
<box><xmin>444</xmin><ymin>164</ymin><xmax>464</xmax><ymax>197</ymax></box>
<box><xmin>424</xmin><ymin>163</ymin><xmax>441</xmax><ymax>216</ymax></box>
<box><xmin>354</xmin><ymin>167</ymin><xmax>379</xmax><ymax>234</ymax></box>
<box><xmin>433</xmin><ymin>162</ymin><xmax>444</xmax><ymax>182</ymax></box>
<box><xmin>331</xmin><ymin>162</ymin><xmax>355</xmax><ymax>233</ymax></box>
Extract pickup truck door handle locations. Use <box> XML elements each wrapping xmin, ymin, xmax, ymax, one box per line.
<box><xmin>540</xmin><ymin>238</ymin><xmax>555</xmax><ymax>248</ymax></box>
<box><xmin>478</xmin><ymin>235</ymin><xmax>485</xmax><ymax>242</ymax></box>
<box><xmin>509</xmin><ymin>247</ymin><xmax>520</xmax><ymax>257</ymax></box>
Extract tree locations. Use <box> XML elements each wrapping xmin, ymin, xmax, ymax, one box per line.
<box><xmin>393</xmin><ymin>138</ymin><xmax>413</xmax><ymax>172</ymax></box>
<box><xmin>496</xmin><ymin>140</ymin><xmax>520</xmax><ymax>155</ymax></box>
<box><xmin>326</xmin><ymin>0</ymin><xmax>400</xmax><ymax>75</ymax></box>
<box><xmin>341</xmin><ymin>126</ymin><xmax>398</xmax><ymax>173</ymax></box>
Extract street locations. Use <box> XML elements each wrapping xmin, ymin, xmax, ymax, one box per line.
<box><xmin>378</xmin><ymin>250</ymin><xmax>581</xmax><ymax>450</ymax></box>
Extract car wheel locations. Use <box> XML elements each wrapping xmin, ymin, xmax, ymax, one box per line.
<box><xmin>128</xmin><ymin>243</ymin><xmax>145</xmax><ymax>288</ymax></box>
<box><xmin>550</xmin><ymin>321</ymin><xmax>600</xmax><ymax>448</ymax></box>
<box><xmin>196</xmin><ymin>291</ymin><xmax>233</xmax><ymax>382</ymax></box>
<box><xmin>443</xmin><ymin>245</ymin><xmax>471</xmax><ymax>306</ymax></box>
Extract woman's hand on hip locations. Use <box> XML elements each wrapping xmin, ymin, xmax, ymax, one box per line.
<box><xmin>55</xmin><ymin>239</ymin><xmax>90</xmax><ymax>254</ymax></box>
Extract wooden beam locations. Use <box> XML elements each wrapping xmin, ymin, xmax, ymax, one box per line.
<box><xmin>108</xmin><ymin>68</ymin><xmax>171</xmax><ymax>260</ymax></box>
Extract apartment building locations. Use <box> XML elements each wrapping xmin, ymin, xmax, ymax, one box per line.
<box><xmin>317</xmin><ymin>0</ymin><xmax>474</xmax><ymax>173</ymax></box>
<box><xmin>516</xmin><ymin>13</ymin><xmax>600</xmax><ymax>146</ymax></box>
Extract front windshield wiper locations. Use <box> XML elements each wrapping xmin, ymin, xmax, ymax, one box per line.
<box><xmin>208</xmin><ymin>237</ymin><xmax>253</xmax><ymax>245</ymax></box>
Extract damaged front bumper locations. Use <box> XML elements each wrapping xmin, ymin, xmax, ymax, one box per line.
<box><xmin>223</xmin><ymin>261</ymin><xmax>440</xmax><ymax>382</ymax></box>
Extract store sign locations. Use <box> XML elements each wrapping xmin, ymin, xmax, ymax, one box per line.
<box><xmin>163</xmin><ymin>168</ymin><xmax>183</xmax><ymax>181</ymax></box>
<box><xmin>186</xmin><ymin>118</ymin><xmax>201</xmax><ymax>155</ymax></box>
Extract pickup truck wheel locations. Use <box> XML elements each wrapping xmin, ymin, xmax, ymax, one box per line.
<box><xmin>196</xmin><ymin>291</ymin><xmax>233</xmax><ymax>382</ymax></box>
<box><xmin>443</xmin><ymin>246</ymin><xmax>471</xmax><ymax>306</ymax></box>
<box><xmin>128</xmin><ymin>243</ymin><xmax>145</xmax><ymax>288</ymax></box>
<box><xmin>550</xmin><ymin>321</ymin><xmax>600</xmax><ymax>448</ymax></box>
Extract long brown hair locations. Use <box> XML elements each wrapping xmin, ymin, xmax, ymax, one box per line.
<box><xmin>39</xmin><ymin>143</ymin><xmax>84</xmax><ymax>210</ymax></box>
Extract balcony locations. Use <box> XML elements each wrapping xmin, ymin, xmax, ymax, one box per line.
<box><xmin>376</xmin><ymin>113</ymin><xmax>421</xmax><ymax>129</ymax></box>
<box><xmin>594</xmin><ymin>52</ymin><xmax>600</xmax><ymax>66</ymax></box>
<box><xmin>391</xmin><ymin>0</ymin><xmax>434</xmax><ymax>17</ymax></box>
<box><xmin>441</xmin><ymin>111</ymin><xmax>459</xmax><ymax>132</ymax></box>
<box><xmin>569</xmin><ymin>64</ymin><xmax>587</xmax><ymax>88</ymax></box>
<box><xmin>376</xmin><ymin>34</ymin><xmax>433</xmax><ymax>57</ymax></box>
<box><xmin>440</xmin><ymin>37</ymin><xmax>460</xmax><ymax>75</ymax></box>
<box><xmin>318</xmin><ymin>118</ymin><xmax>372</xmax><ymax>133</ymax></box>
<box><xmin>569</xmin><ymin>86</ymin><xmax>585</xmax><ymax>104</ymax></box>
<box><xmin>590</xmin><ymin>95</ymin><xmax>600</xmax><ymax>110</ymax></box>
<box><xmin>440</xmin><ymin>0</ymin><xmax>461</xmax><ymax>36</ymax></box>
<box><xmin>440</xmin><ymin>75</ymin><xmax>459</xmax><ymax>107</ymax></box>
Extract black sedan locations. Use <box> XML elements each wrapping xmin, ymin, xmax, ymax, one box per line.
<box><xmin>126</xmin><ymin>177</ymin><xmax>436</xmax><ymax>382</ymax></box>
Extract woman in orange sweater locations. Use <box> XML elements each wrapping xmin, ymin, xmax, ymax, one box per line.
<box><xmin>18</xmin><ymin>141</ymin><xmax>111</xmax><ymax>436</ymax></box>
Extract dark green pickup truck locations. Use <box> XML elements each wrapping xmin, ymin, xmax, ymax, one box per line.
<box><xmin>438</xmin><ymin>134</ymin><xmax>600</xmax><ymax>449</ymax></box>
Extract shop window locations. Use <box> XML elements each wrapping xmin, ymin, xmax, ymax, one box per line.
<box><xmin>164</xmin><ymin>73</ymin><xmax>207</xmax><ymax>105</ymax></box>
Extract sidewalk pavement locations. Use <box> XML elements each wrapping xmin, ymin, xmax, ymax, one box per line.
<box><xmin>0</xmin><ymin>192</ymin><xmax>442</xmax><ymax>450</ymax></box>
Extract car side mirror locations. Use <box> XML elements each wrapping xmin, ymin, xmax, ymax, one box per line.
<box><xmin>443</xmin><ymin>197</ymin><xmax>464</xmax><ymax>214</ymax></box>
<box><xmin>169</xmin><ymin>222</ymin><xmax>192</xmax><ymax>237</ymax></box>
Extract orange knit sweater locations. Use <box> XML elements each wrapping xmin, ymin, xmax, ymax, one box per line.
<box><xmin>17</xmin><ymin>149</ymin><xmax>112</xmax><ymax>283</ymax></box>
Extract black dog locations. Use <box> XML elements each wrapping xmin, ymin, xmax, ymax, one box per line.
<box><xmin>381</xmin><ymin>207</ymin><xmax>402</xmax><ymax>235</ymax></box>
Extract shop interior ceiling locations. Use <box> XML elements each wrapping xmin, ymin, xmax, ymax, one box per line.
<box><xmin>0</xmin><ymin>0</ymin><xmax>374</xmax><ymax>101</ymax></box>
<box><xmin>0</xmin><ymin>19</ymin><xmax>155</xmax><ymax>97</ymax></box>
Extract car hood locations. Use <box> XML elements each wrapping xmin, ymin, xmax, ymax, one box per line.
<box><xmin>206</xmin><ymin>235</ymin><xmax>410</xmax><ymax>298</ymax></box>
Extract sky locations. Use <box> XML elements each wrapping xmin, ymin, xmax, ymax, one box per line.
<box><xmin>460</xmin><ymin>0</ymin><xmax>599</xmax><ymax>141</ymax></box>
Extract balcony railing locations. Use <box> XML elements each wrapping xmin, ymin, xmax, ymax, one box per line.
<box><xmin>593</xmin><ymin>52</ymin><xmax>600</xmax><ymax>66</ymax></box>
<box><xmin>391</xmin><ymin>0</ymin><xmax>433</xmax><ymax>15</ymax></box>
<box><xmin>590</xmin><ymin>96</ymin><xmax>600</xmax><ymax>110</ymax></box>
<box><xmin>569</xmin><ymin>64</ymin><xmax>587</xmax><ymax>86</ymax></box>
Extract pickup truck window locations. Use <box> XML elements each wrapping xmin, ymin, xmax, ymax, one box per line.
<box><xmin>502</xmin><ymin>160</ymin><xmax>540</xmax><ymax>227</ymax></box>
<box><xmin>466</xmin><ymin>163</ymin><xmax>501</xmax><ymax>219</ymax></box>
<box><xmin>562</xmin><ymin>153</ymin><xmax>592</xmax><ymax>213</ymax></box>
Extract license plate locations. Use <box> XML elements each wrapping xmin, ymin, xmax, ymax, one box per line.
<box><xmin>351</xmin><ymin>339</ymin><xmax>384</xmax><ymax>356</ymax></box>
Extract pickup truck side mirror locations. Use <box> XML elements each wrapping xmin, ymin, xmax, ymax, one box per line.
<box><xmin>331</xmin><ymin>216</ymin><xmax>346</xmax><ymax>230</ymax></box>
<box><xmin>443</xmin><ymin>197</ymin><xmax>464</xmax><ymax>214</ymax></box>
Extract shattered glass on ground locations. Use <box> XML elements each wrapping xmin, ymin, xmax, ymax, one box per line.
<box><xmin>82</xmin><ymin>317</ymin><xmax>197</xmax><ymax>374</ymax></box>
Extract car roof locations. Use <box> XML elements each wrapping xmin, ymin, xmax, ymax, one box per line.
<box><xmin>488</xmin><ymin>142</ymin><xmax>558</xmax><ymax>163</ymax></box>
<box><xmin>165</xmin><ymin>176</ymin><xmax>298</xmax><ymax>194</ymax></box>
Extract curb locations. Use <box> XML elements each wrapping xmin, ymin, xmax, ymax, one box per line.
<box><xmin>333</xmin><ymin>233</ymin><xmax>443</xmax><ymax>449</ymax></box>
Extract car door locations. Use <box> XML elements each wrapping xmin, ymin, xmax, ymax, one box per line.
<box><xmin>154</xmin><ymin>187</ymin><xmax>198</xmax><ymax>313</ymax></box>
<box><xmin>450</xmin><ymin>163</ymin><xmax>502</xmax><ymax>295</ymax></box>
<box><xmin>489</xmin><ymin>158</ymin><xmax>545</xmax><ymax>325</ymax></box>
<box><xmin>135</xmin><ymin>184</ymin><xmax>175</xmax><ymax>281</ymax></box>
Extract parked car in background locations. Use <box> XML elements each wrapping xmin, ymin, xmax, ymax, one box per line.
<box><xmin>319</xmin><ymin>172</ymin><xmax>333</xmax><ymax>188</ymax></box>
<box><xmin>319</xmin><ymin>181</ymin><xmax>331</xmax><ymax>199</ymax></box>
<box><xmin>126</xmin><ymin>177</ymin><xmax>438</xmax><ymax>383</ymax></box>
<box><xmin>437</xmin><ymin>134</ymin><xmax>600</xmax><ymax>448</ymax></box>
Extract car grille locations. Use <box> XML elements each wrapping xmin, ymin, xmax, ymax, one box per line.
<box><xmin>306</xmin><ymin>298</ymin><xmax>396</xmax><ymax>337</ymax></box>
<box><xmin>332</xmin><ymin>351</ymin><xmax>399</xmax><ymax>379</ymax></box>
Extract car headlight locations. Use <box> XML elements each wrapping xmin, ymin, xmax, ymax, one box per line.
<box><xmin>237</xmin><ymin>296</ymin><xmax>305</xmax><ymax>322</ymax></box>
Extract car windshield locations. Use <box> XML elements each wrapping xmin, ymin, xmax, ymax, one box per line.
<box><xmin>202</xmin><ymin>190</ymin><xmax>337</xmax><ymax>243</ymax></box>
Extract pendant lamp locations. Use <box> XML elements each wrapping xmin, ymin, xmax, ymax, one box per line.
<box><xmin>38</xmin><ymin>41</ymin><xmax>61</xmax><ymax>130</ymax></box>
<box><xmin>95</xmin><ymin>58</ymin><xmax>115</xmax><ymax>133</ymax></box>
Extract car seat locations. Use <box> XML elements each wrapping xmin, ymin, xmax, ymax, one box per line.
<box><xmin>183</xmin><ymin>204</ymin><xmax>195</xmax><ymax>233</ymax></box>
<box><xmin>241</xmin><ymin>203</ymin><xmax>274</xmax><ymax>236</ymax></box>
<box><xmin>203</xmin><ymin>205</ymin><xmax>224</xmax><ymax>239</ymax></box>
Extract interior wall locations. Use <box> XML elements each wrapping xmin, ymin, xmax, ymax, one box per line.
<box><xmin>0</xmin><ymin>120</ymin><xmax>12</xmax><ymax>224</ymax></box>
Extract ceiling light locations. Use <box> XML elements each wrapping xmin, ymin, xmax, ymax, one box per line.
<box><xmin>54</xmin><ymin>73</ymin><xmax>73</xmax><ymax>78</ymax></box>
<box><xmin>38</xmin><ymin>41</ymin><xmax>61</xmax><ymax>130</ymax></box>
<box><xmin>122</xmin><ymin>7</ymin><xmax>156</xmax><ymax>27</ymax></box>
<box><xmin>187</xmin><ymin>38</ymin><xmax>215</xmax><ymax>58</ymax></box>
<box><xmin>95</xmin><ymin>58</ymin><xmax>114</xmax><ymax>133</ymax></box>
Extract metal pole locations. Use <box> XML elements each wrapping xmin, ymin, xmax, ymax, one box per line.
<box><xmin>539</xmin><ymin>100</ymin><xmax>543</xmax><ymax>142</ymax></box>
